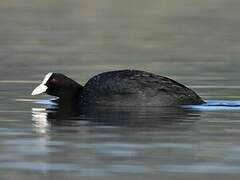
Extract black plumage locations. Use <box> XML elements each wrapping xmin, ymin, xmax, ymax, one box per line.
<box><xmin>80</xmin><ymin>70</ymin><xmax>204</xmax><ymax>106</ymax></box>
<box><xmin>32</xmin><ymin>70</ymin><xmax>205</xmax><ymax>106</ymax></box>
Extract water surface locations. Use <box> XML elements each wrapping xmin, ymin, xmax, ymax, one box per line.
<box><xmin>1</xmin><ymin>0</ymin><xmax>240</xmax><ymax>179</ymax></box>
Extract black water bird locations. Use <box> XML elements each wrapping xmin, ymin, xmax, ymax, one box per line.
<box><xmin>31</xmin><ymin>70</ymin><xmax>204</xmax><ymax>106</ymax></box>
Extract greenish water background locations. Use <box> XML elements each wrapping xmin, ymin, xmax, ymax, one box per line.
<box><xmin>1</xmin><ymin>0</ymin><xmax>240</xmax><ymax>179</ymax></box>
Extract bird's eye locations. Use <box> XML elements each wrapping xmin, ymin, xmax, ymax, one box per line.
<box><xmin>51</xmin><ymin>78</ymin><xmax>57</xmax><ymax>83</ymax></box>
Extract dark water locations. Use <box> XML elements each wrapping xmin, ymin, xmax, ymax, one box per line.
<box><xmin>1</xmin><ymin>0</ymin><xmax>240</xmax><ymax>179</ymax></box>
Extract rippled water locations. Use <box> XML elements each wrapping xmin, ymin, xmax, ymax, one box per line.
<box><xmin>1</xmin><ymin>0</ymin><xmax>240</xmax><ymax>179</ymax></box>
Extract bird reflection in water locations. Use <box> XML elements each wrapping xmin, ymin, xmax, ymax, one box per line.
<box><xmin>32</xmin><ymin>108</ymin><xmax>51</xmax><ymax>134</ymax></box>
<box><xmin>31</xmin><ymin>99</ymin><xmax>201</xmax><ymax>134</ymax></box>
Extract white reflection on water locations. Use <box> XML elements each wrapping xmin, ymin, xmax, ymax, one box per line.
<box><xmin>32</xmin><ymin>108</ymin><xmax>50</xmax><ymax>134</ymax></box>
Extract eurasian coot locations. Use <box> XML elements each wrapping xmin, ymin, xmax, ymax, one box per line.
<box><xmin>31</xmin><ymin>70</ymin><xmax>205</xmax><ymax>106</ymax></box>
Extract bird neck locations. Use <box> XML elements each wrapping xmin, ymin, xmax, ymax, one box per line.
<box><xmin>58</xmin><ymin>84</ymin><xmax>83</xmax><ymax>103</ymax></box>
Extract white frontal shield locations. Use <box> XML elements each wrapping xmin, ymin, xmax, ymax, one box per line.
<box><xmin>31</xmin><ymin>72</ymin><xmax>53</xmax><ymax>96</ymax></box>
<box><xmin>31</xmin><ymin>84</ymin><xmax>48</xmax><ymax>95</ymax></box>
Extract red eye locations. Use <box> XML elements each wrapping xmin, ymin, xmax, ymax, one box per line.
<box><xmin>51</xmin><ymin>78</ymin><xmax>57</xmax><ymax>83</ymax></box>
